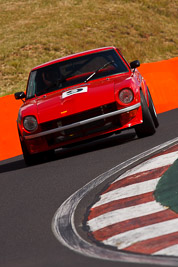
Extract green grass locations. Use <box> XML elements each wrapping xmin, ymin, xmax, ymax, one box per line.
<box><xmin>0</xmin><ymin>0</ymin><xmax>178</xmax><ymax>96</ymax></box>
<box><xmin>154</xmin><ymin>159</ymin><xmax>178</xmax><ymax>213</ymax></box>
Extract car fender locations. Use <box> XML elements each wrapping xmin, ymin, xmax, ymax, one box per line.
<box><xmin>17</xmin><ymin>100</ymin><xmax>39</xmax><ymax>136</ymax></box>
<box><xmin>141</xmin><ymin>78</ymin><xmax>149</xmax><ymax>105</ymax></box>
<box><xmin>114</xmin><ymin>75</ymin><xmax>140</xmax><ymax>107</ymax></box>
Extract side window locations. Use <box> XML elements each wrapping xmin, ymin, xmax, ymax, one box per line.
<box><xmin>26</xmin><ymin>71</ymin><xmax>37</xmax><ymax>99</ymax></box>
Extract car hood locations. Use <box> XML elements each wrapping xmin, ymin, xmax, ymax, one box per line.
<box><xmin>26</xmin><ymin>74</ymin><xmax>130</xmax><ymax>124</ymax></box>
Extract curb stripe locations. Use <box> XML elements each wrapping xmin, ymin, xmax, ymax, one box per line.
<box><xmin>52</xmin><ymin>138</ymin><xmax>178</xmax><ymax>266</ymax></box>
<box><xmin>86</xmin><ymin>142</ymin><xmax>178</xmax><ymax>259</ymax></box>
<box><xmin>114</xmin><ymin>151</ymin><xmax>178</xmax><ymax>181</ymax></box>
<box><xmin>92</xmin><ymin>209</ymin><xmax>178</xmax><ymax>241</ymax></box>
<box><xmin>154</xmin><ymin>244</ymin><xmax>178</xmax><ymax>256</ymax></box>
<box><xmin>103</xmin><ymin>218</ymin><xmax>178</xmax><ymax>249</ymax></box>
<box><xmin>88</xmin><ymin>192</ymin><xmax>154</xmax><ymax>220</ymax></box>
<box><xmin>102</xmin><ymin>165</ymin><xmax>170</xmax><ymax>194</ymax></box>
<box><xmin>88</xmin><ymin>200</ymin><xmax>166</xmax><ymax>232</ymax></box>
<box><xmin>92</xmin><ymin>177</ymin><xmax>160</xmax><ymax>208</ymax></box>
<box><xmin>151</xmin><ymin>144</ymin><xmax>178</xmax><ymax>159</ymax></box>
<box><xmin>124</xmin><ymin>232</ymin><xmax>178</xmax><ymax>255</ymax></box>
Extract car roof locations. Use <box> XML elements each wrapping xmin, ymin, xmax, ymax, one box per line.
<box><xmin>31</xmin><ymin>46</ymin><xmax>117</xmax><ymax>71</ymax></box>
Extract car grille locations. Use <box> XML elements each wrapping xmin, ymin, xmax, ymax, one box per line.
<box><xmin>40</xmin><ymin>102</ymin><xmax>121</xmax><ymax>146</ymax></box>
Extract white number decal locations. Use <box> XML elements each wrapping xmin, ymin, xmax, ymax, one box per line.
<box><xmin>62</xmin><ymin>86</ymin><xmax>88</xmax><ymax>99</ymax></box>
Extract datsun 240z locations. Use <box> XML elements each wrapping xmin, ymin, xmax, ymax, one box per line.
<box><xmin>15</xmin><ymin>46</ymin><xmax>159</xmax><ymax>165</ymax></box>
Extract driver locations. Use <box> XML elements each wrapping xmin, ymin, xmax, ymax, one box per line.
<box><xmin>42</xmin><ymin>71</ymin><xmax>53</xmax><ymax>88</ymax></box>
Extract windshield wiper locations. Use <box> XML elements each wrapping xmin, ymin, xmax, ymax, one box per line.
<box><xmin>84</xmin><ymin>60</ymin><xmax>114</xmax><ymax>83</ymax></box>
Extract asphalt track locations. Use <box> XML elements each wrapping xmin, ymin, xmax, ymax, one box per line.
<box><xmin>0</xmin><ymin>108</ymin><xmax>178</xmax><ymax>267</ymax></box>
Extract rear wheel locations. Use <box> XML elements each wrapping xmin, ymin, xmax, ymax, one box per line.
<box><xmin>135</xmin><ymin>90</ymin><xmax>156</xmax><ymax>138</ymax></box>
<box><xmin>147</xmin><ymin>87</ymin><xmax>159</xmax><ymax>128</ymax></box>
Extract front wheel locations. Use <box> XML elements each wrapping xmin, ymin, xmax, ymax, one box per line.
<box><xmin>20</xmin><ymin>138</ymin><xmax>40</xmax><ymax>166</ymax></box>
<box><xmin>135</xmin><ymin>91</ymin><xmax>156</xmax><ymax>138</ymax></box>
<box><xmin>147</xmin><ymin>87</ymin><xmax>159</xmax><ymax>128</ymax></box>
<box><xmin>20</xmin><ymin>139</ymin><xmax>55</xmax><ymax>165</ymax></box>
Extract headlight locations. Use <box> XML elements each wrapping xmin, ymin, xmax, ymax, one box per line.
<box><xmin>23</xmin><ymin>116</ymin><xmax>38</xmax><ymax>132</ymax></box>
<box><xmin>119</xmin><ymin>88</ymin><xmax>134</xmax><ymax>104</ymax></box>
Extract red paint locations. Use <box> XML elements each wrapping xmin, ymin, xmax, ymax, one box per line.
<box><xmin>151</xmin><ymin>144</ymin><xmax>178</xmax><ymax>159</ymax></box>
<box><xmin>16</xmin><ymin>47</ymin><xmax>146</xmax><ymax>156</ymax></box>
<box><xmin>102</xmin><ymin>165</ymin><xmax>170</xmax><ymax>194</ymax></box>
<box><xmin>88</xmin><ymin>192</ymin><xmax>154</xmax><ymax>220</ymax></box>
<box><xmin>1</xmin><ymin>56</ymin><xmax>178</xmax><ymax>161</ymax></box>
<box><xmin>26</xmin><ymin>77</ymin><xmax>123</xmax><ymax>124</ymax></box>
<box><xmin>124</xmin><ymin>231</ymin><xmax>178</xmax><ymax>254</ymax></box>
<box><xmin>92</xmin><ymin>209</ymin><xmax>178</xmax><ymax>242</ymax></box>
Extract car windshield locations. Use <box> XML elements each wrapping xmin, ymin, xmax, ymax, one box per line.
<box><xmin>26</xmin><ymin>49</ymin><xmax>129</xmax><ymax>99</ymax></box>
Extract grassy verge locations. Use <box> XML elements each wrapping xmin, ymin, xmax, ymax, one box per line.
<box><xmin>0</xmin><ymin>0</ymin><xmax>177</xmax><ymax>96</ymax></box>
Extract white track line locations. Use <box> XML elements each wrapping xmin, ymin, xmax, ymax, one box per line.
<box><xmin>92</xmin><ymin>177</ymin><xmax>160</xmax><ymax>208</ymax></box>
<box><xmin>153</xmin><ymin>245</ymin><xmax>178</xmax><ymax>256</ymax></box>
<box><xmin>88</xmin><ymin>200</ymin><xmax>166</xmax><ymax>231</ymax></box>
<box><xmin>103</xmin><ymin>218</ymin><xmax>178</xmax><ymax>249</ymax></box>
<box><xmin>114</xmin><ymin>151</ymin><xmax>178</xmax><ymax>182</ymax></box>
<box><xmin>52</xmin><ymin>137</ymin><xmax>178</xmax><ymax>266</ymax></box>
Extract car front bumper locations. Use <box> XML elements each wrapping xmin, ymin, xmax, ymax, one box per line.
<box><xmin>23</xmin><ymin>102</ymin><xmax>142</xmax><ymax>154</ymax></box>
<box><xmin>25</xmin><ymin>102</ymin><xmax>141</xmax><ymax>140</ymax></box>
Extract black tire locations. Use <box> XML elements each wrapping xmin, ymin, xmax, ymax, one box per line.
<box><xmin>43</xmin><ymin>149</ymin><xmax>55</xmax><ymax>161</ymax></box>
<box><xmin>147</xmin><ymin>87</ymin><xmax>159</xmax><ymax>128</ymax></box>
<box><xmin>21</xmin><ymin>139</ymin><xmax>55</xmax><ymax>165</ymax></box>
<box><xmin>135</xmin><ymin>90</ymin><xmax>156</xmax><ymax>138</ymax></box>
<box><xmin>20</xmin><ymin>137</ymin><xmax>39</xmax><ymax>166</ymax></box>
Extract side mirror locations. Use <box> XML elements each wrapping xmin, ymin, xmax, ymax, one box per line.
<box><xmin>130</xmin><ymin>60</ymin><xmax>140</xmax><ymax>69</ymax></box>
<box><xmin>14</xmin><ymin>91</ymin><xmax>26</xmax><ymax>100</ymax></box>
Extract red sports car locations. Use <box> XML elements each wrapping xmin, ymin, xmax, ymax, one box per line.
<box><xmin>15</xmin><ymin>46</ymin><xmax>159</xmax><ymax>165</ymax></box>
